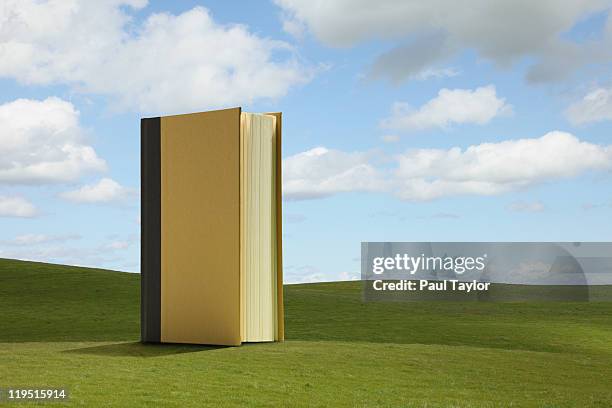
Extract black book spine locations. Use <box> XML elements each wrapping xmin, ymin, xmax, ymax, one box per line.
<box><xmin>141</xmin><ymin>117</ymin><xmax>161</xmax><ymax>343</ymax></box>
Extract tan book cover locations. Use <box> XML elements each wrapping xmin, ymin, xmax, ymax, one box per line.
<box><xmin>141</xmin><ymin>107</ymin><xmax>283</xmax><ymax>346</ymax></box>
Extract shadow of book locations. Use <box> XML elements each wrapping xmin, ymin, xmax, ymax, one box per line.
<box><xmin>63</xmin><ymin>342</ymin><xmax>227</xmax><ymax>357</ymax></box>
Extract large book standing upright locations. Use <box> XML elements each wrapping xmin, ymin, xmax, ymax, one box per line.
<box><xmin>141</xmin><ymin>107</ymin><xmax>283</xmax><ymax>346</ymax></box>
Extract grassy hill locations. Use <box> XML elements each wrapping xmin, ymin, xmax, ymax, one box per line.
<box><xmin>2</xmin><ymin>258</ymin><xmax>612</xmax><ymax>407</ymax></box>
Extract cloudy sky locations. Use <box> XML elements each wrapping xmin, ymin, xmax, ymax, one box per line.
<box><xmin>1</xmin><ymin>0</ymin><xmax>612</xmax><ymax>282</ymax></box>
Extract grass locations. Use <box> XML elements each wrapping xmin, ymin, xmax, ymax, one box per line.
<box><xmin>1</xmin><ymin>258</ymin><xmax>612</xmax><ymax>407</ymax></box>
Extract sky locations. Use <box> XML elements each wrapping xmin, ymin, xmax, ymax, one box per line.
<box><xmin>1</xmin><ymin>0</ymin><xmax>612</xmax><ymax>283</ymax></box>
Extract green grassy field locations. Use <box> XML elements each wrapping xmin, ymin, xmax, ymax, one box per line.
<box><xmin>2</xmin><ymin>258</ymin><xmax>612</xmax><ymax>407</ymax></box>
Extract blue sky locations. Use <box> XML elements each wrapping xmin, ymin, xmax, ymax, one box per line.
<box><xmin>1</xmin><ymin>1</ymin><xmax>612</xmax><ymax>282</ymax></box>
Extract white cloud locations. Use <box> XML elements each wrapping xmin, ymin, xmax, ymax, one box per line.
<box><xmin>284</xmin><ymin>267</ymin><xmax>359</xmax><ymax>283</ymax></box>
<box><xmin>284</xmin><ymin>265</ymin><xmax>329</xmax><ymax>283</ymax></box>
<box><xmin>104</xmin><ymin>241</ymin><xmax>131</xmax><ymax>250</ymax></box>
<box><xmin>0</xmin><ymin>97</ymin><xmax>106</xmax><ymax>185</ymax></box>
<box><xmin>281</xmin><ymin>12</ymin><xmax>307</xmax><ymax>39</ymax></box>
<box><xmin>394</xmin><ymin>131</ymin><xmax>612</xmax><ymax>200</ymax></box>
<box><xmin>275</xmin><ymin>0</ymin><xmax>612</xmax><ymax>83</ymax></box>
<box><xmin>282</xmin><ymin>147</ymin><xmax>387</xmax><ymax>200</ymax></box>
<box><xmin>1</xmin><ymin>233</ymin><xmax>81</xmax><ymax>245</ymax></box>
<box><xmin>0</xmin><ymin>245</ymin><xmax>123</xmax><ymax>270</ymax></box>
<box><xmin>582</xmin><ymin>201</ymin><xmax>612</xmax><ymax>210</ymax></box>
<box><xmin>338</xmin><ymin>271</ymin><xmax>359</xmax><ymax>281</ymax></box>
<box><xmin>413</xmin><ymin>67</ymin><xmax>459</xmax><ymax>81</ymax></box>
<box><xmin>0</xmin><ymin>1</ymin><xmax>311</xmax><ymax>113</ymax></box>
<box><xmin>566</xmin><ymin>86</ymin><xmax>612</xmax><ymax>125</ymax></box>
<box><xmin>499</xmin><ymin>261</ymin><xmax>554</xmax><ymax>284</ymax></box>
<box><xmin>0</xmin><ymin>234</ymin><xmax>139</xmax><ymax>270</ymax></box>
<box><xmin>381</xmin><ymin>134</ymin><xmax>400</xmax><ymax>143</ymax></box>
<box><xmin>0</xmin><ymin>196</ymin><xmax>38</xmax><ymax>218</ymax></box>
<box><xmin>283</xmin><ymin>132</ymin><xmax>612</xmax><ymax>201</ymax></box>
<box><xmin>507</xmin><ymin>201</ymin><xmax>546</xmax><ymax>213</ymax></box>
<box><xmin>381</xmin><ymin>85</ymin><xmax>511</xmax><ymax>131</ymax></box>
<box><xmin>60</xmin><ymin>178</ymin><xmax>136</xmax><ymax>204</ymax></box>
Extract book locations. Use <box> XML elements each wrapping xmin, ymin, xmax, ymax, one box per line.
<box><xmin>141</xmin><ymin>107</ymin><xmax>283</xmax><ymax>346</ymax></box>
